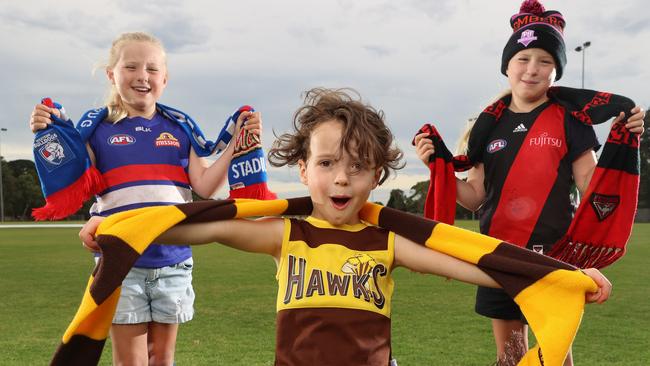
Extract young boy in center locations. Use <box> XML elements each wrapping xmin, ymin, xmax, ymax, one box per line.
<box><xmin>156</xmin><ymin>88</ymin><xmax>610</xmax><ymax>365</ymax></box>
<box><xmin>80</xmin><ymin>87</ymin><xmax>611</xmax><ymax>366</ymax></box>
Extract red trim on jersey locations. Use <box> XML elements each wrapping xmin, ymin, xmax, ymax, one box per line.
<box><xmin>102</xmin><ymin>164</ymin><xmax>189</xmax><ymax>187</ymax></box>
<box><xmin>487</xmin><ymin>104</ymin><xmax>568</xmax><ymax>246</ymax></box>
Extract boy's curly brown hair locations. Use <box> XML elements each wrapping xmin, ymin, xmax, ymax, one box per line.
<box><xmin>268</xmin><ymin>87</ymin><xmax>404</xmax><ymax>185</ymax></box>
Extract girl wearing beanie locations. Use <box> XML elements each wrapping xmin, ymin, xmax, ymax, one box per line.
<box><xmin>414</xmin><ymin>1</ymin><xmax>645</xmax><ymax>365</ymax></box>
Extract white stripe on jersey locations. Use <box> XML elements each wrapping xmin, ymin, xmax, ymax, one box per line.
<box><xmin>92</xmin><ymin>185</ymin><xmax>192</xmax><ymax>214</ymax></box>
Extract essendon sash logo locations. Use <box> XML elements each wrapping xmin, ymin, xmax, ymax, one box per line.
<box><xmin>590</xmin><ymin>193</ymin><xmax>620</xmax><ymax>221</ymax></box>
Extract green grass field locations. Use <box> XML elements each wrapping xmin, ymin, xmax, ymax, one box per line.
<box><xmin>0</xmin><ymin>222</ymin><xmax>648</xmax><ymax>365</ymax></box>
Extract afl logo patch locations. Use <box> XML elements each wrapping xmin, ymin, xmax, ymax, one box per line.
<box><xmin>108</xmin><ymin>134</ymin><xmax>136</xmax><ymax>145</ymax></box>
<box><xmin>487</xmin><ymin>139</ymin><xmax>507</xmax><ymax>153</ymax></box>
<box><xmin>34</xmin><ymin>132</ymin><xmax>75</xmax><ymax>171</ymax></box>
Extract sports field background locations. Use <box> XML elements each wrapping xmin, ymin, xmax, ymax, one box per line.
<box><xmin>0</xmin><ymin>222</ymin><xmax>648</xmax><ymax>365</ymax></box>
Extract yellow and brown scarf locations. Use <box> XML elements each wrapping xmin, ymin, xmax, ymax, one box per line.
<box><xmin>52</xmin><ymin>197</ymin><xmax>597</xmax><ymax>366</ymax></box>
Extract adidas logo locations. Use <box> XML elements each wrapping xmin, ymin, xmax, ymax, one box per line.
<box><xmin>513</xmin><ymin>123</ymin><xmax>528</xmax><ymax>133</ymax></box>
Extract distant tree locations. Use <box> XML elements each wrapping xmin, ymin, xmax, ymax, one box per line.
<box><xmin>456</xmin><ymin>203</ymin><xmax>475</xmax><ymax>220</ymax></box>
<box><xmin>386</xmin><ymin>189</ymin><xmax>408</xmax><ymax>212</ymax></box>
<box><xmin>406</xmin><ymin>181</ymin><xmax>428</xmax><ymax>214</ymax></box>
<box><xmin>638</xmin><ymin>110</ymin><xmax>650</xmax><ymax>208</ymax></box>
<box><xmin>387</xmin><ymin>179</ymin><xmax>478</xmax><ymax>219</ymax></box>
<box><xmin>0</xmin><ymin>157</ymin><xmax>17</xmax><ymax>219</ymax></box>
<box><xmin>3</xmin><ymin>160</ymin><xmax>45</xmax><ymax>220</ymax></box>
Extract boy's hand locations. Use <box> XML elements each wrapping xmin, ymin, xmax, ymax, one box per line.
<box><xmin>79</xmin><ymin>216</ymin><xmax>106</xmax><ymax>252</ymax></box>
<box><xmin>581</xmin><ymin>268</ymin><xmax>612</xmax><ymax>304</ymax></box>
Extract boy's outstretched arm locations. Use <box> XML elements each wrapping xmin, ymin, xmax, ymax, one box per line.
<box><xmin>394</xmin><ymin>234</ymin><xmax>499</xmax><ymax>288</ymax></box>
<box><xmin>394</xmin><ymin>234</ymin><xmax>612</xmax><ymax>303</ymax></box>
<box><xmin>157</xmin><ymin>217</ymin><xmax>284</xmax><ymax>259</ymax></box>
<box><xmin>154</xmin><ymin>218</ymin><xmax>284</xmax><ymax>258</ymax></box>
<box><xmin>85</xmin><ymin>214</ymin><xmax>284</xmax><ymax>259</ymax></box>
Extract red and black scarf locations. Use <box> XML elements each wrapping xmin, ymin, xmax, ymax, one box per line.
<box><xmin>415</xmin><ymin>86</ymin><xmax>639</xmax><ymax>268</ymax></box>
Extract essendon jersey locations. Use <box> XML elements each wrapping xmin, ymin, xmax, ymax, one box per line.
<box><xmin>477</xmin><ymin>102</ymin><xmax>598</xmax><ymax>250</ymax></box>
<box><xmin>275</xmin><ymin>217</ymin><xmax>395</xmax><ymax>365</ymax></box>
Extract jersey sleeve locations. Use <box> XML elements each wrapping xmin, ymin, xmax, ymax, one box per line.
<box><xmin>565</xmin><ymin>114</ymin><xmax>600</xmax><ymax>162</ymax></box>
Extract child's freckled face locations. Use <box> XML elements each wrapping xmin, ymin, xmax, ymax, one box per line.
<box><xmin>298</xmin><ymin>119</ymin><xmax>380</xmax><ymax>226</ymax></box>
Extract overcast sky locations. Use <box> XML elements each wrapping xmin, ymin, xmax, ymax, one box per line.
<box><xmin>1</xmin><ymin>0</ymin><xmax>648</xmax><ymax>203</ymax></box>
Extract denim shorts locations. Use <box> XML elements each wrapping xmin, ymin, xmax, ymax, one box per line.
<box><xmin>111</xmin><ymin>257</ymin><xmax>195</xmax><ymax>324</ymax></box>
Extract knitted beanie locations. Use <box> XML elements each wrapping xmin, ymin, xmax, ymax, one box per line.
<box><xmin>501</xmin><ymin>0</ymin><xmax>566</xmax><ymax>80</ymax></box>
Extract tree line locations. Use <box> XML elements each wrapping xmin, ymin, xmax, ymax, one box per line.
<box><xmin>1</xmin><ymin>113</ymin><xmax>648</xmax><ymax>221</ymax></box>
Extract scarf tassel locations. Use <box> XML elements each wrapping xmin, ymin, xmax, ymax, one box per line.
<box><xmin>549</xmin><ymin>237</ymin><xmax>625</xmax><ymax>269</ymax></box>
<box><xmin>229</xmin><ymin>182</ymin><xmax>277</xmax><ymax>200</ymax></box>
<box><xmin>32</xmin><ymin>166</ymin><xmax>106</xmax><ymax>221</ymax></box>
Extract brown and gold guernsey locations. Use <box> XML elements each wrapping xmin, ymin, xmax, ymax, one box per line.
<box><xmin>275</xmin><ymin>216</ymin><xmax>395</xmax><ymax>366</ymax></box>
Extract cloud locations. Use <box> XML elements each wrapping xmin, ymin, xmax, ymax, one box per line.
<box><xmin>2</xmin><ymin>0</ymin><xmax>648</xmax><ymax>195</ymax></box>
<box><xmin>363</xmin><ymin>45</ymin><xmax>393</xmax><ymax>57</ymax></box>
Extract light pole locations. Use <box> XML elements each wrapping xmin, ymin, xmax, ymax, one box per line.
<box><xmin>575</xmin><ymin>41</ymin><xmax>591</xmax><ymax>88</ymax></box>
<box><xmin>0</xmin><ymin>127</ymin><xmax>6</xmax><ymax>222</ymax></box>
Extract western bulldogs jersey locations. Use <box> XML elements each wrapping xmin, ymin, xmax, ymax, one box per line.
<box><xmin>275</xmin><ymin>217</ymin><xmax>395</xmax><ymax>365</ymax></box>
<box><xmin>88</xmin><ymin>113</ymin><xmax>192</xmax><ymax>268</ymax></box>
<box><xmin>476</xmin><ymin>101</ymin><xmax>599</xmax><ymax>250</ymax></box>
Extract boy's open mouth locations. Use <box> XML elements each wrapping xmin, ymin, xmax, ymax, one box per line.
<box><xmin>330</xmin><ymin>196</ymin><xmax>351</xmax><ymax>209</ymax></box>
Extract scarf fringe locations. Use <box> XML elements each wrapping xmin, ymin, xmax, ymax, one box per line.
<box><xmin>32</xmin><ymin>166</ymin><xmax>106</xmax><ymax>221</ymax></box>
<box><xmin>228</xmin><ymin>182</ymin><xmax>277</xmax><ymax>200</ymax></box>
<box><xmin>548</xmin><ymin>237</ymin><xmax>625</xmax><ymax>269</ymax></box>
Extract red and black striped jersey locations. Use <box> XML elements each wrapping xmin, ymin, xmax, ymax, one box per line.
<box><xmin>475</xmin><ymin>101</ymin><xmax>599</xmax><ymax>249</ymax></box>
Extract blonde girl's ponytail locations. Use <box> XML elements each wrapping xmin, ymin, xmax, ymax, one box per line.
<box><xmin>456</xmin><ymin>89</ymin><xmax>513</xmax><ymax>155</ymax></box>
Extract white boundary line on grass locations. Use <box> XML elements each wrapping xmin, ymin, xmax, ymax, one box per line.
<box><xmin>0</xmin><ymin>224</ymin><xmax>83</xmax><ymax>228</ymax></box>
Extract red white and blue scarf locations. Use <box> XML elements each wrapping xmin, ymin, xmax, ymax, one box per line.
<box><xmin>32</xmin><ymin>101</ymin><xmax>267</xmax><ymax>220</ymax></box>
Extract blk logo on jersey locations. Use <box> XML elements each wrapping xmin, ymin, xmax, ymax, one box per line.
<box><xmin>108</xmin><ymin>134</ymin><xmax>136</xmax><ymax>145</ymax></box>
<box><xmin>155</xmin><ymin>132</ymin><xmax>180</xmax><ymax>148</ymax></box>
<box><xmin>135</xmin><ymin>126</ymin><xmax>152</xmax><ymax>133</ymax></box>
<box><xmin>487</xmin><ymin>139</ymin><xmax>507</xmax><ymax>153</ymax></box>
<box><xmin>590</xmin><ymin>193</ymin><xmax>620</xmax><ymax>221</ymax></box>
